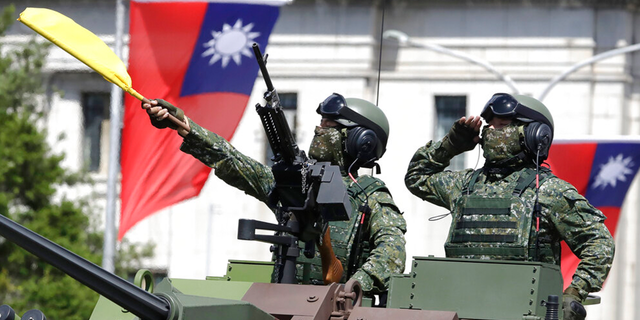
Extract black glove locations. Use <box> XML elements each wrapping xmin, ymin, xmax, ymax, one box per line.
<box><xmin>441</xmin><ymin>121</ymin><xmax>479</xmax><ymax>156</ymax></box>
<box><xmin>562</xmin><ymin>288</ymin><xmax>586</xmax><ymax>320</ymax></box>
<box><xmin>146</xmin><ymin>99</ymin><xmax>184</xmax><ymax>130</ymax></box>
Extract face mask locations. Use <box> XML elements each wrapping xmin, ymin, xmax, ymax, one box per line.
<box><xmin>308</xmin><ymin>126</ymin><xmax>345</xmax><ymax>169</ymax></box>
<box><xmin>480</xmin><ymin>123</ymin><xmax>523</xmax><ymax>164</ymax></box>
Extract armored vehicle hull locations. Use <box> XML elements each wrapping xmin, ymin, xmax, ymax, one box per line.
<box><xmin>1</xmin><ymin>213</ymin><xmax>594</xmax><ymax>320</ymax></box>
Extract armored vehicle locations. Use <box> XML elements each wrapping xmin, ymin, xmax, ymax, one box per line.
<box><xmin>0</xmin><ymin>208</ymin><xmax>604</xmax><ymax>320</ymax></box>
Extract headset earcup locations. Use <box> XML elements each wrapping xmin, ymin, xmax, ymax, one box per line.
<box><xmin>524</xmin><ymin>122</ymin><xmax>553</xmax><ymax>159</ymax></box>
<box><xmin>346</xmin><ymin>127</ymin><xmax>379</xmax><ymax>163</ymax></box>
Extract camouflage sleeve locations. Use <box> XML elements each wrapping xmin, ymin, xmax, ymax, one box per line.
<box><xmin>351</xmin><ymin>190</ymin><xmax>407</xmax><ymax>294</ymax></box>
<box><xmin>540</xmin><ymin>178</ymin><xmax>615</xmax><ymax>300</ymax></box>
<box><xmin>404</xmin><ymin>140</ymin><xmax>472</xmax><ymax>209</ymax></box>
<box><xmin>179</xmin><ymin>119</ymin><xmax>275</xmax><ymax>204</ymax></box>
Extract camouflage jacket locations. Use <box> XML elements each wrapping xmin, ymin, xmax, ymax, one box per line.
<box><xmin>404</xmin><ymin>139</ymin><xmax>615</xmax><ymax>301</ymax></box>
<box><xmin>180</xmin><ymin>120</ymin><xmax>407</xmax><ymax>294</ymax></box>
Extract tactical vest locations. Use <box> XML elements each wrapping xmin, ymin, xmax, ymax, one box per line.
<box><xmin>444</xmin><ymin>168</ymin><xmax>554</xmax><ymax>261</ymax></box>
<box><xmin>296</xmin><ymin>175</ymin><xmax>390</xmax><ymax>284</ymax></box>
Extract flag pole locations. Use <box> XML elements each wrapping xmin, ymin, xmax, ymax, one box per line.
<box><xmin>103</xmin><ymin>0</ymin><xmax>126</xmax><ymax>273</ymax></box>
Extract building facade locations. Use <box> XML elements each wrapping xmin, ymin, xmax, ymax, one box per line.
<box><xmin>3</xmin><ymin>0</ymin><xmax>640</xmax><ymax>319</ymax></box>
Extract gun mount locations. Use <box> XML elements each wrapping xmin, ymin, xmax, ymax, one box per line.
<box><xmin>246</xmin><ymin>43</ymin><xmax>352</xmax><ymax>284</ymax></box>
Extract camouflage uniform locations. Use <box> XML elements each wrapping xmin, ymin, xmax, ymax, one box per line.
<box><xmin>405</xmin><ymin>138</ymin><xmax>615</xmax><ymax>301</ymax></box>
<box><xmin>181</xmin><ymin>120</ymin><xmax>407</xmax><ymax>294</ymax></box>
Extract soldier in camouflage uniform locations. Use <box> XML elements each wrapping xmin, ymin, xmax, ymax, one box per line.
<box><xmin>405</xmin><ymin>93</ymin><xmax>614</xmax><ymax>320</ymax></box>
<box><xmin>143</xmin><ymin>93</ymin><xmax>407</xmax><ymax>299</ymax></box>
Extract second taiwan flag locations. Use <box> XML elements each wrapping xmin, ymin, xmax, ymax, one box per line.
<box><xmin>547</xmin><ymin>138</ymin><xmax>640</xmax><ymax>289</ymax></box>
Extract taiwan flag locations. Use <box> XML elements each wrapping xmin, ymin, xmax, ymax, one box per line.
<box><xmin>546</xmin><ymin>138</ymin><xmax>640</xmax><ymax>289</ymax></box>
<box><xmin>120</xmin><ymin>0</ymin><xmax>289</xmax><ymax>240</ymax></box>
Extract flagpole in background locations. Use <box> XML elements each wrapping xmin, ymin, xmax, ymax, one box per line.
<box><xmin>103</xmin><ymin>0</ymin><xmax>126</xmax><ymax>273</ymax></box>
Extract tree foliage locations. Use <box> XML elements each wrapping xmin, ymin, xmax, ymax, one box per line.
<box><xmin>0</xmin><ymin>5</ymin><xmax>154</xmax><ymax>320</ymax></box>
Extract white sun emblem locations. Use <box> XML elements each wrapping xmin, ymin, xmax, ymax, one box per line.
<box><xmin>592</xmin><ymin>153</ymin><xmax>635</xmax><ymax>189</ymax></box>
<box><xmin>202</xmin><ymin>19</ymin><xmax>260</xmax><ymax>68</ymax></box>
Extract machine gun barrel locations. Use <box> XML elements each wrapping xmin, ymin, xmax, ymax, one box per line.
<box><xmin>252</xmin><ymin>43</ymin><xmax>301</xmax><ymax>165</ymax></box>
<box><xmin>0</xmin><ymin>214</ymin><xmax>171</xmax><ymax>320</ymax></box>
<box><xmin>252</xmin><ymin>43</ymin><xmax>274</xmax><ymax>92</ymax></box>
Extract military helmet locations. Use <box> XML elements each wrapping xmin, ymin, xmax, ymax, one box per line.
<box><xmin>481</xmin><ymin>93</ymin><xmax>554</xmax><ymax>161</ymax></box>
<box><xmin>481</xmin><ymin>93</ymin><xmax>554</xmax><ymax>132</ymax></box>
<box><xmin>317</xmin><ymin>93</ymin><xmax>389</xmax><ymax>163</ymax></box>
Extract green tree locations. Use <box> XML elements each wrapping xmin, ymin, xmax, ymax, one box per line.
<box><xmin>0</xmin><ymin>5</ymin><xmax>154</xmax><ymax>320</ymax></box>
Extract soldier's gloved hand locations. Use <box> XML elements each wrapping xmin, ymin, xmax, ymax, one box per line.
<box><xmin>143</xmin><ymin>99</ymin><xmax>185</xmax><ymax>130</ymax></box>
<box><xmin>442</xmin><ymin>118</ymin><xmax>480</xmax><ymax>156</ymax></box>
<box><xmin>562</xmin><ymin>288</ymin><xmax>586</xmax><ymax>320</ymax></box>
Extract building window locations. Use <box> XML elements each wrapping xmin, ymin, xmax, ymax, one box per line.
<box><xmin>82</xmin><ymin>92</ymin><xmax>110</xmax><ymax>173</ymax></box>
<box><xmin>265</xmin><ymin>93</ymin><xmax>298</xmax><ymax>166</ymax></box>
<box><xmin>435</xmin><ymin>95</ymin><xmax>467</xmax><ymax>171</ymax></box>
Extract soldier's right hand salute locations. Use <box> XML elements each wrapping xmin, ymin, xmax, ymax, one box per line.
<box><xmin>440</xmin><ymin>115</ymin><xmax>482</xmax><ymax>156</ymax></box>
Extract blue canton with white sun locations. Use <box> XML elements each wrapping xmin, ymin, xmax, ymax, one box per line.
<box><xmin>180</xmin><ymin>3</ymin><xmax>280</xmax><ymax>97</ymax></box>
<box><xmin>585</xmin><ymin>142</ymin><xmax>640</xmax><ymax>208</ymax></box>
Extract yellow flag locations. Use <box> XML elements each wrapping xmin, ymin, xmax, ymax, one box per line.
<box><xmin>18</xmin><ymin>7</ymin><xmax>143</xmax><ymax>100</ymax></box>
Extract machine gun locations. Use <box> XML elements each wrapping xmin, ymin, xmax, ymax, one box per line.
<box><xmin>237</xmin><ymin>43</ymin><xmax>352</xmax><ymax>284</ymax></box>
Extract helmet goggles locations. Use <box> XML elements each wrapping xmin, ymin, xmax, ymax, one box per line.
<box><xmin>481</xmin><ymin>93</ymin><xmax>552</xmax><ymax>129</ymax></box>
<box><xmin>316</xmin><ymin>93</ymin><xmax>348</xmax><ymax>117</ymax></box>
<box><xmin>481</xmin><ymin>93</ymin><xmax>522</xmax><ymax>121</ymax></box>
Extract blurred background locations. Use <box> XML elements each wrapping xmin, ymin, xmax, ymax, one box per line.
<box><xmin>1</xmin><ymin>0</ymin><xmax>639</xmax><ymax>319</ymax></box>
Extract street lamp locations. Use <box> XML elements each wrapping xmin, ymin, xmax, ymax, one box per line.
<box><xmin>383</xmin><ymin>30</ymin><xmax>521</xmax><ymax>94</ymax></box>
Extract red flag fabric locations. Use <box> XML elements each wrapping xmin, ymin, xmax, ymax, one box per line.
<box><xmin>119</xmin><ymin>0</ymin><xmax>285</xmax><ymax>240</ymax></box>
<box><xmin>546</xmin><ymin>138</ymin><xmax>640</xmax><ymax>289</ymax></box>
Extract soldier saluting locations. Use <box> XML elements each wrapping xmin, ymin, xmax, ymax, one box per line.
<box><xmin>143</xmin><ymin>92</ymin><xmax>407</xmax><ymax>301</ymax></box>
<box><xmin>405</xmin><ymin>93</ymin><xmax>614</xmax><ymax>320</ymax></box>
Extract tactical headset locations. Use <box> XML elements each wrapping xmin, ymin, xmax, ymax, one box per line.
<box><xmin>481</xmin><ymin>93</ymin><xmax>554</xmax><ymax>161</ymax></box>
<box><xmin>345</xmin><ymin>126</ymin><xmax>380</xmax><ymax>165</ymax></box>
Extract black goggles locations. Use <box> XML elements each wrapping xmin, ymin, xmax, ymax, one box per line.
<box><xmin>316</xmin><ymin>93</ymin><xmax>347</xmax><ymax>116</ymax></box>
<box><xmin>481</xmin><ymin>93</ymin><xmax>553</xmax><ymax>130</ymax></box>
<box><xmin>481</xmin><ymin>93</ymin><xmax>522</xmax><ymax>121</ymax></box>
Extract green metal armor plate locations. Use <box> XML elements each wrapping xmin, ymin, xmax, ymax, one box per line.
<box><xmin>387</xmin><ymin>256</ymin><xmax>563</xmax><ymax>320</ymax></box>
